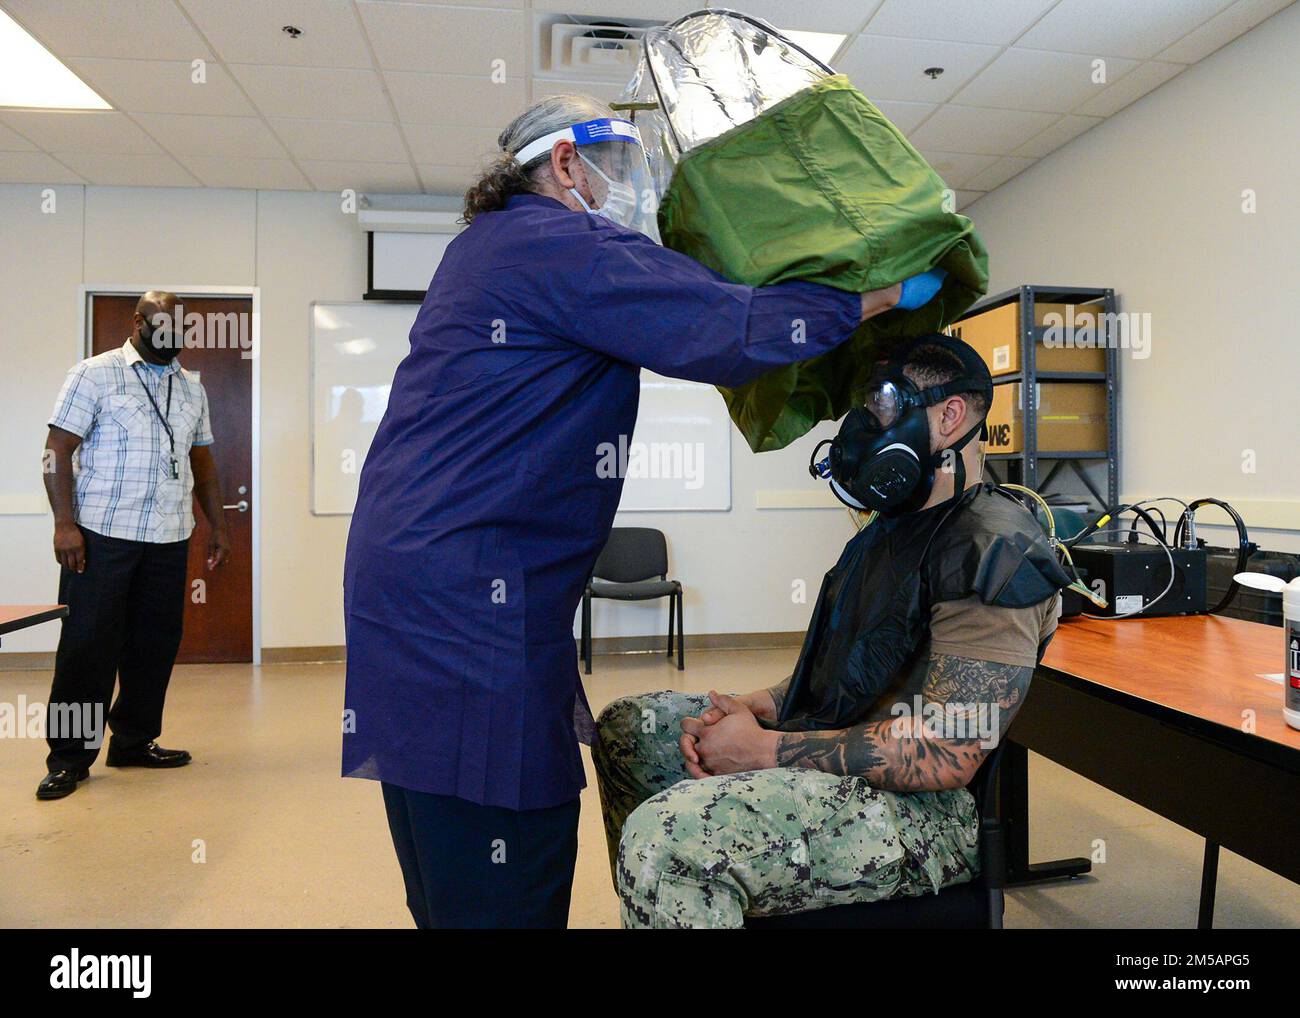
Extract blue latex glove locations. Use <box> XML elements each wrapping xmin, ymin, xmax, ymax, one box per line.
<box><xmin>895</xmin><ymin>267</ymin><xmax>948</xmax><ymax>310</ymax></box>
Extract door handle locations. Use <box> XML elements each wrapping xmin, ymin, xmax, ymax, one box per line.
<box><xmin>223</xmin><ymin>500</ymin><xmax>249</xmax><ymax>513</ymax></box>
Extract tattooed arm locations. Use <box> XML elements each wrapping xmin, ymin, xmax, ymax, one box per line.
<box><xmin>774</xmin><ymin>654</ymin><xmax>1033</xmax><ymax>791</ymax></box>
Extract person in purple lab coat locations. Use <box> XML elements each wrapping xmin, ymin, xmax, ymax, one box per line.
<box><xmin>342</xmin><ymin>93</ymin><xmax>909</xmax><ymax>929</ymax></box>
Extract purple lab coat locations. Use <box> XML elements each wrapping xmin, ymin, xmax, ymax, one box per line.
<box><xmin>342</xmin><ymin>193</ymin><xmax>860</xmax><ymax>809</ymax></box>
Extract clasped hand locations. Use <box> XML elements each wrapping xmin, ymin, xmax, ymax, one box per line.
<box><xmin>678</xmin><ymin>689</ymin><xmax>779</xmax><ymax>779</ymax></box>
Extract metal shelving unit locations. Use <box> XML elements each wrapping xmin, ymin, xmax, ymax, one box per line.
<box><xmin>955</xmin><ymin>285</ymin><xmax>1120</xmax><ymax>513</ymax></box>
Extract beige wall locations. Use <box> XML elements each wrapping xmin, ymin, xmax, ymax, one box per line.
<box><xmin>0</xmin><ymin>183</ymin><xmax>854</xmax><ymax>655</ymax></box>
<box><xmin>964</xmin><ymin>1</ymin><xmax>1300</xmax><ymax>553</ymax></box>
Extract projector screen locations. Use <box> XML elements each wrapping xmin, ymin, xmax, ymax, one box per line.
<box><xmin>368</xmin><ymin>230</ymin><xmax>457</xmax><ymax>297</ymax></box>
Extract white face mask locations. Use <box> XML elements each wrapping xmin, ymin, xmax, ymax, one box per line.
<box><xmin>569</xmin><ymin>153</ymin><xmax>639</xmax><ymax>227</ymax></box>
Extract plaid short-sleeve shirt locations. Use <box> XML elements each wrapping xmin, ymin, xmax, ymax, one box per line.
<box><xmin>49</xmin><ymin>340</ymin><xmax>214</xmax><ymax>544</ymax></box>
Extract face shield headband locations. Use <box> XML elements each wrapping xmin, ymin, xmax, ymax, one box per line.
<box><xmin>512</xmin><ymin>117</ymin><xmax>660</xmax><ymax>242</ymax></box>
<box><xmin>808</xmin><ymin>338</ymin><xmax>993</xmax><ymax>516</ymax></box>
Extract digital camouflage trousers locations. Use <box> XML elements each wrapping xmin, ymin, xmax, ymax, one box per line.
<box><xmin>592</xmin><ymin>690</ymin><xmax>980</xmax><ymax>929</ymax></box>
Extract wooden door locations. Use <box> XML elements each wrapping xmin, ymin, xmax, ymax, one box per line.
<box><xmin>90</xmin><ymin>294</ymin><xmax>254</xmax><ymax>663</ymax></box>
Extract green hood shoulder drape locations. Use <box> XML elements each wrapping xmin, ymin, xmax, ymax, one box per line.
<box><xmin>657</xmin><ymin>75</ymin><xmax>989</xmax><ymax>452</ymax></box>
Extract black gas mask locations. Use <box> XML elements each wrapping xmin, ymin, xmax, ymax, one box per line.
<box><xmin>809</xmin><ymin>334</ymin><xmax>993</xmax><ymax>516</ymax></box>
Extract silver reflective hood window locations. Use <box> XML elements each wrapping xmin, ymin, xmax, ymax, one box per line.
<box><xmin>618</xmin><ymin>9</ymin><xmax>831</xmax><ymax>198</ymax></box>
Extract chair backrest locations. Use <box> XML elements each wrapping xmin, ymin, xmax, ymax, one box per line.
<box><xmin>593</xmin><ymin>527</ymin><xmax>668</xmax><ymax>583</ymax></box>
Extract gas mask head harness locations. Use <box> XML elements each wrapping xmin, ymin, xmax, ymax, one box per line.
<box><xmin>809</xmin><ymin>333</ymin><xmax>994</xmax><ymax>516</ymax></box>
<box><xmin>512</xmin><ymin>117</ymin><xmax>660</xmax><ymax>242</ymax></box>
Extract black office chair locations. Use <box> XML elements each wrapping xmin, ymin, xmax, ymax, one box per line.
<box><xmin>745</xmin><ymin>743</ymin><xmax>1008</xmax><ymax>929</ymax></box>
<box><xmin>581</xmin><ymin>527</ymin><xmax>684</xmax><ymax>674</ymax></box>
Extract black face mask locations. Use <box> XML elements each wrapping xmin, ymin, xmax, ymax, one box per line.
<box><xmin>139</xmin><ymin>314</ymin><xmax>180</xmax><ymax>361</ymax></box>
<box><xmin>808</xmin><ymin>335</ymin><xmax>993</xmax><ymax>517</ymax></box>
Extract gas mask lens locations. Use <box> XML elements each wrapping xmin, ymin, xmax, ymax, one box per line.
<box><xmin>864</xmin><ymin>380</ymin><xmax>906</xmax><ymax>429</ymax></box>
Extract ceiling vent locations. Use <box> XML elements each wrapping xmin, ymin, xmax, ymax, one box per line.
<box><xmin>537</xmin><ymin>15</ymin><xmax>661</xmax><ymax>80</ymax></box>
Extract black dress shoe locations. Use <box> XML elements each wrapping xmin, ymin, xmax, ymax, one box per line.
<box><xmin>36</xmin><ymin>768</ymin><xmax>90</xmax><ymax>800</ymax></box>
<box><xmin>105</xmin><ymin>741</ymin><xmax>192</xmax><ymax>768</ymax></box>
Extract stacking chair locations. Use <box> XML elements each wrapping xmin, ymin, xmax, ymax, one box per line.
<box><xmin>581</xmin><ymin>527</ymin><xmax>684</xmax><ymax>674</ymax></box>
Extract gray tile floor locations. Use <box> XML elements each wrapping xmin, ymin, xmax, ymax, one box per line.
<box><xmin>1</xmin><ymin>648</ymin><xmax>1296</xmax><ymax>928</ymax></box>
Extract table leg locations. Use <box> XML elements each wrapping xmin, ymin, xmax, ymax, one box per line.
<box><xmin>1198</xmin><ymin>841</ymin><xmax>1219</xmax><ymax>930</ymax></box>
<box><xmin>1002</xmin><ymin>739</ymin><xmax>1093</xmax><ymax>886</ymax></box>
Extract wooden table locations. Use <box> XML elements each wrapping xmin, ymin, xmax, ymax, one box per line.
<box><xmin>1004</xmin><ymin>614</ymin><xmax>1299</xmax><ymax>928</ymax></box>
<box><xmin>0</xmin><ymin>605</ymin><xmax>69</xmax><ymax>647</ymax></box>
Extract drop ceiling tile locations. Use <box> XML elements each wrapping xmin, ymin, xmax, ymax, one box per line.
<box><xmin>228</xmin><ymin>65</ymin><xmax>392</xmax><ymax>120</ymax></box>
<box><xmin>357</xmin><ymin>2</ymin><xmax>527</xmax><ymax>75</ymax></box>
<box><xmin>917</xmin><ymin>149</ymin><xmax>999</xmax><ymax>189</ymax></box>
<box><xmin>837</xmin><ymin>36</ymin><xmax>1001</xmax><ymax>103</ymax></box>
<box><xmin>963</xmin><ymin>155</ymin><xmax>1037</xmax><ymax>191</ymax></box>
<box><xmin>418</xmin><ymin>163</ymin><xmax>475</xmax><ymax>196</ymax></box>
<box><xmin>270</xmin><ymin>118</ymin><xmax>408</xmax><ymax>162</ymax></box>
<box><xmin>403</xmin><ymin>123</ymin><xmax>503</xmax><ymax>167</ymax></box>
<box><xmin>531</xmin><ymin>77</ymin><xmax>628</xmax><ymax>105</ymax></box>
<box><xmin>0</xmin><ymin>151</ymin><xmax>86</xmax><ymax>183</ymax></box>
<box><xmin>1073</xmin><ymin>60</ymin><xmax>1185</xmax><ymax>117</ymax></box>
<box><xmin>176</xmin><ymin>155</ymin><xmax>311</xmax><ymax>190</ymax></box>
<box><xmin>407</xmin><ymin>0</ymin><xmax>525</xmax><ymax>7</ymax></box>
<box><xmin>908</xmin><ymin>104</ymin><xmax>1059</xmax><ymax>156</ymax></box>
<box><xmin>385</xmin><ymin>72</ymin><xmax>527</xmax><ymax>127</ymax></box>
<box><xmin>1</xmin><ymin>0</ymin><xmax>213</xmax><ymax>60</ymax></box>
<box><xmin>0</xmin><ymin>122</ymin><xmax>40</xmax><ymax>152</ymax></box>
<box><xmin>300</xmin><ymin>160</ymin><xmax>421</xmax><ymax>193</ymax></box>
<box><xmin>1018</xmin><ymin>0</ymin><xmax>1237</xmax><ymax>59</ymax></box>
<box><xmin>730</xmin><ymin>0</ymin><xmax>884</xmax><ymax>33</ymax></box>
<box><xmin>53</xmin><ymin>151</ymin><xmax>201</xmax><ymax>187</ymax></box>
<box><xmin>1157</xmin><ymin>0</ymin><xmax>1295</xmax><ymax>63</ymax></box>
<box><xmin>0</xmin><ymin>110</ymin><xmax>162</xmax><ymax>155</ymax></box>
<box><xmin>864</xmin><ymin>0</ymin><xmax>1059</xmax><ymax>45</ymax></box>
<box><xmin>530</xmin><ymin>1</ymin><xmax>879</xmax><ymax>33</ymax></box>
<box><xmin>1011</xmin><ymin>113</ymin><xmax>1103</xmax><ymax>158</ymax></box>
<box><xmin>181</xmin><ymin>0</ymin><xmax>374</xmax><ymax>68</ymax></box>
<box><xmin>954</xmin><ymin>189</ymin><xmax>986</xmax><ymax>210</ymax></box>
<box><xmin>67</xmin><ymin>58</ymin><xmax>256</xmax><ymax>116</ymax></box>
<box><xmin>134</xmin><ymin>113</ymin><xmax>287</xmax><ymax>158</ymax></box>
<box><xmin>953</xmin><ymin>48</ymin><xmax>1138</xmax><ymax>114</ymax></box>
<box><xmin>873</xmin><ymin>99</ymin><xmax>937</xmax><ymax>134</ymax></box>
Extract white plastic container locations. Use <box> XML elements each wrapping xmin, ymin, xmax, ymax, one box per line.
<box><xmin>1286</xmin><ymin>578</ymin><xmax>1300</xmax><ymax>731</ymax></box>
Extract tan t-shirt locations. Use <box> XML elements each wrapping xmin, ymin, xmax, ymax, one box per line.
<box><xmin>930</xmin><ymin>592</ymin><xmax>1061</xmax><ymax>667</ymax></box>
<box><xmin>861</xmin><ymin>592</ymin><xmax>1061</xmax><ymax>723</ymax></box>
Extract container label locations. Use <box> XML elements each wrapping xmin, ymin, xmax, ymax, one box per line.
<box><xmin>1287</xmin><ymin>624</ymin><xmax>1300</xmax><ymax>708</ymax></box>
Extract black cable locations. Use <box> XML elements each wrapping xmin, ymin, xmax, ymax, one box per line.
<box><xmin>1172</xmin><ymin>497</ymin><xmax>1253</xmax><ymax>615</ymax></box>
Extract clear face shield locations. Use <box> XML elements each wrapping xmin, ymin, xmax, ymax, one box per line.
<box><xmin>513</xmin><ymin>117</ymin><xmax>661</xmax><ymax>243</ymax></box>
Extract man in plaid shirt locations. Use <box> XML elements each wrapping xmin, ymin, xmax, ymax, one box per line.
<box><xmin>38</xmin><ymin>291</ymin><xmax>231</xmax><ymax>800</ymax></box>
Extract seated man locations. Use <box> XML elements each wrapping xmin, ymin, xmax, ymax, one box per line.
<box><xmin>593</xmin><ymin>334</ymin><xmax>1068</xmax><ymax>928</ymax></box>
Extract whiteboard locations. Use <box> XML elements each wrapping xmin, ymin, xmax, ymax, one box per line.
<box><xmin>310</xmin><ymin>302</ymin><xmax>732</xmax><ymax>514</ymax></box>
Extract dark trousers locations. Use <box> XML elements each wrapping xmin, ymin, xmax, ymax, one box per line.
<box><xmin>46</xmin><ymin>527</ymin><xmax>189</xmax><ymax>772</ymax></box>
<box><xmin>381</xmin><ymin>783</ymin><xmax>580</xmax><ymax>929</ymax></box>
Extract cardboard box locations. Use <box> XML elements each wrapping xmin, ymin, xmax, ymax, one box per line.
<box><xmin>949</xmin><ymin>301</ymin><xmax>1108</xmax><ymax>376</ymax></box>
<box><xmin>983</xmin><ymin>381</ymin><xmax>1109</xmax><ymax>454</ymax></box>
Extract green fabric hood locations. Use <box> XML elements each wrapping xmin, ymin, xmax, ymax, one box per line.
<box><xmin>657</xmin><ymin>75</ymin><xmax>989</xmax><ymax>452</ymax></box>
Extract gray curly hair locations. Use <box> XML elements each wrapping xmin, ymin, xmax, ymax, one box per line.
<box><xmin>461</xmin><ymin>93</ymin><xmax>615</xmax><ymax>224</ymax></box>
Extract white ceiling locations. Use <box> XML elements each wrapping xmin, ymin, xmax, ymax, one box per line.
<box><xmin>0</xmin><ymin>0</ymin><xmax>1292</xmax><ymax>206</ymax></box>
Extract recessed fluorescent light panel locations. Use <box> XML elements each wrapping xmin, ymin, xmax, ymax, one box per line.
<box><xmin>782</xmin><ymin>30</ymin><xmax>848</xmax><ymax>66</ymax></box>
<box><xmin>0</xmin><ymin>9</ymin><xmax>111</xmax><ymax>109</ymax></box>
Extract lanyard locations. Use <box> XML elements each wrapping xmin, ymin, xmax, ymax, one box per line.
<box><xmin>131</xmin><ymin>363</ymin><xmax>175</xmax><ymax>456</ymax></box>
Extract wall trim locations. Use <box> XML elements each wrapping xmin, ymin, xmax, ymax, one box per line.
<box><xmin>257</xmin><ymin>631</ymin><xmax>807</xmax><ymax>665</ymax></box>
<box><xmin>0</xmin><ymin>652</ymin><xmax>55</xmax><ymax>671</ymax></box>
<box><xmin>1121</xmin><ymin>495</ymin><xmax>1299</xmax><ymax>534</ymax></box>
